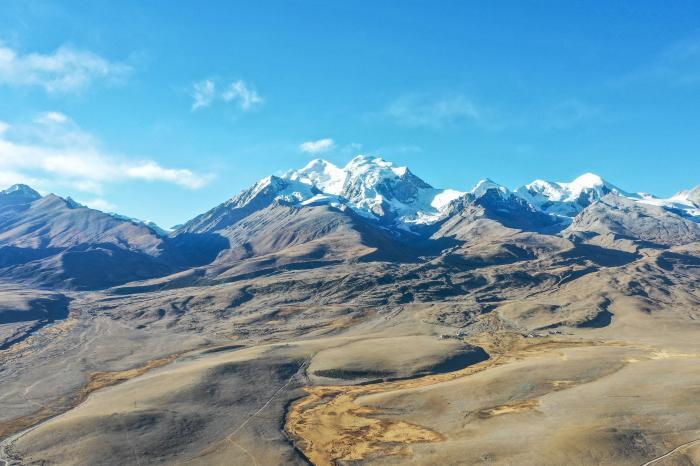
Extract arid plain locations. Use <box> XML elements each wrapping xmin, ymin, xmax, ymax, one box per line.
<box><xmin>2</xmin><ymin>236</ymin><xmax>700</xmax><ymax>465</ymax></box>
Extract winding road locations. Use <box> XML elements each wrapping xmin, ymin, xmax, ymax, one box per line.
<box><xmin>640</xmin><ymin>438</ymin><xmax>700</xmax><ymax>466</ymax></box>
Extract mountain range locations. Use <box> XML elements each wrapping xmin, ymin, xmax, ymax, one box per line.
<box><xmin>2</xmin><ymin>156</ymin><xmax>700</xmax><ymax>466</ymax></box>
<box><xmin>1</xmin><ymin>155</ymin><xmax>699</xmax><ymax>290</ymax></box>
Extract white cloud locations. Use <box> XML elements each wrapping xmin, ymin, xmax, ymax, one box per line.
<box><xmin>82</xmin><ymin>198</ymin><xmax>118</xmax><ymax>212</ymax></box>
<box><xmin>125</xmin><ymin>161</ymin><xmax>209</xmax><ymax>188</ymax></box>
<box><xmin>0</xmin><ymin>170</ymin><xmax>43</xmax><ymax>191</ymax></box>
<box><xmin>543</xmin><ymin>99</ymin><xmax>600</xmax><ymax>130</ymax></box>
<box><xmin>222</xmin><ymin>80</ymin><xmax>262</xmax><ymax>110</ymax></box>
<box><xmin>649</xmin><ymin>37</ymin><xmax>700</xmax><ymax>85</ymax></box>
<box><xmin>299</xmin><ymin>138</ymin><xmax>335</xmax><ymax>154</ymax></box>
<box><xmin>386</xmin><ymin>94</ymin><xmax>481</xmax><ymax>128</ymax></box>
<box><xmin>0</xmin><ymin>42</ymin><xmax>131</xmax><ymax>93</ymax></box>
<box><xmin>191</xmin><ymin>79</ymin><xmax>216</xmax><ymax>110</ymax></box>
<box><xmin>384</xmin><ymin>93</ymin><xmax>600</xmax><ymax>131</ymax></box>
<box><xmin>191</xmin><ymin>78</ymin><xmax>262</xmax><ymax>111</ymax></box>
<box><xmin>36</xmin><ymin>111</ymin><xmax>69</xmax><ymax>124</ymax></box>
<box><xmin>614</xmin><ymin>36</ymin><xmax>700</xmax><ymax>87</ymax></box>
<box><xmin>0</xmin><ymin>112</ymin><xmax>213</xmax><ymax>194</ymax></box>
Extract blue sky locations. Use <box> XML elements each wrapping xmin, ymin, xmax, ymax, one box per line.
<box><xmin>1</xmin><ymin>1</ymin><xmax>699</xmax><ymax>227</ymax></box>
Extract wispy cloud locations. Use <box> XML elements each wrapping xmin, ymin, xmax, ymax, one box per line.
<box><xmin>36</xmin><ymin>111</ymin><xmax>69</xmax><ymax>124</ymax></box>
<box><xmin>0</xmin><ymin>112</ymin><xmax>213</xmax><ymax>194</ymax></box>
<box><xmin>191</xmin><ymin>79</ymin><xmax>216</xmax><ymax>110</ymax></box>
<box><xmin>650</xmin><ymin>37</ymin><xmax>700</xmax><ymax>85</ymax></box>
<box><xmin>190</xmin><ymin>78</ymin><xmax>263</xmax><ymax>111</ymax></box>
<box><xmin>124</xmin><ymin>161</ymin><xmax>209</xmax><ymax>188</ymax></box>
<box><xmin>82</xmin><ymin>198</ymin><xmax>118</xmax><ymax>212</ymax></box>
<box><xmin>618</xmin><ymin>36</ymin><xmax>700</xmax><ymax>87</ymax></box>
<box><xmin>384</xmin><ymin>93</ymin><xmax>601</xmax><ymax>131</ymax></box>
<box><xmin>542</xmin><ymin>99</ymin><xmax>601</xmax><ymax>130</ymax></box>
<box><xmin>299</xmin><ymin>138</ymin><xmax>335</xmax><ymax>154</ymax></box>
<box><xmin>0</xmin><ymin>170</ymin><xmax>43</xmax><ymax>191</ymax></box>
<box><xmin>385</xmin><ymin>94</ymin><xmax>482</xmax><ymax>128</ymax></box>
<box><xmin>222</xmin><ymin>80</ymin><xmax>263</xmax><ymax>110</ymax></box>
<box><xmin>0</xmin><ymin>41</ymin><xmax>131</xmax><ymax>93</ymax></box>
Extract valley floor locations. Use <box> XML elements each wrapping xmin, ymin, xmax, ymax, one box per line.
<box><xmin>2</xmin><ymin>240</ymin><xmax>700</xmax><ymax>465</ymax></box>
<box><xmin>1</xmin><ymin>293</ymin><xmax>700</xmax><ymax>465</ymax></box>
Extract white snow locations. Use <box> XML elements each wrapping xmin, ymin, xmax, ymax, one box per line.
<box><xmin>236</xmin><ymin>161</ymin><xmax>700</xmax><ymax>229</ymax></box>
<box><xmin>514</xmin><ymin>172</ymin><xmax>628</xmax><ymax>217</ymax></box>
<box><xmin>470</xmin><ymin>179</ymin><xmax>509</xmax><ymax>198</ymax></box>
<box><xmin>520</xmin><ymin>173</ymin><xmax>621</xmax><ymax>203</ymax></box>
<box><xmin>1</xmin><ymin>184</ymin><xmax>40</xmax><ymax>197</ymax></box>
<box><xmin>431</xmin><ymin>189</ymin><xmax>465</xmax><ymax>210</ymax></box>
<box><xmin>285</xmin><ymin>159</ymin><xmax>346</xmax><ymax>195</ymax></box>
<box><xmin>636</xmin><ymin>191</ymin><xmax>700</xmax><ymax>219</ymax></box>
<box><xmin>280</xmin><ymin>155</ymin><xmax>468</xmax><ymax>228</ymax></box>
<box><xmin>566</xmin><ymin>172</ymin><xmax>606</xmax><ymax>193</ymax></box>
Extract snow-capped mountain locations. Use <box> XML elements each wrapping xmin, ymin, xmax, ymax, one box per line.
<box><xmin>681</xmin><ymin>185</ymin><xmax>700</xmax><ymax>206</ymax></box>
<box><xmin>444</xmin><ymin>178</ymin><xmax>562</xmax><ymax>232</ymax></box>
<box><xmin>283</xmin><ymin>156</ymin><xmax>464</xmax><ymax>228</ymax></box>
<box><xmin>514</xmin><ymin>173</ymin><xmax>626</xmax><ymax>218</ymax></box>
<box><xmin>0</xmin><ymin>184</ymin><xmax>42</xmax><ymax>207</ymax></box>
<box><xmin>514</xmin><ymin>174</ymin><xmax>700</xmax><ymax>221</ymax></box>
<box><xmin>566</xmin><ymin>194</ymin><xmax>700</xmax><ymax>246</ymax></box>
<box><xmin>469</xmin><ymin>179</ymin><xmax>510</xmax><ymax>199</ymax></box>
<box><xmin>284</xmin><ymin>158</ymin><xmax>346</xmax><ymax>195</ymax></box>
<box><xmin>635</xmin><ymin>186</ymin><xmax>700</xmax><ymax>221</ymax></box>
<box><xmin>181</xmin><ymin>157</ymin><xmax>700</xmax><ymax>237</ymax></box>
<box><xmin>180</xmin><ymin>175</ymin><xmax>324</xmax><ymax>233</ymax></box>
<box><xmin>183</xmin><ymin>156</ymin><xmax>466</xmax><ymax>235</ymax></box>
<box><xmin>1</xmin><ymin>163</ymin><xmax>698</xmax><ymax>290</ymax></box>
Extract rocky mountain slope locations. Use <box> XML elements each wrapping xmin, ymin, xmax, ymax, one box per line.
<box><xmin>0</xmin><ymin>159</ymin><xmax>699</xmax><ymax>466</ymax></box>
<box><xmin>0</xmin><ymin>185</ymin><xmax>226</xmax><ymax>289</ymax></box>
<box><xmin>1</xmin><ymin>158</ymin><xmax>698</xmax><ymax>291</ymax></box>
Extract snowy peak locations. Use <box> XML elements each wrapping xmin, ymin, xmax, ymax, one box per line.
<box><xmin>635</xmin><ymin>185</ymin><xmax>700</xmax><ymax>220</ymax></box>
<box><xmin>0</xmin><ymin>184</ymin><xmax>42</xmax><ymax>207</ymax></box>
<box><xmin>284</xmin><ymin>159</ymin><xmax>346</xmax><ymax>195</ymax></box>
<box><xmin>344</xmin><ymin>155</ymin><xmax>410</xmax><ymax>177</ymax></box>
<box><xmin>444</xmin><ymin>179</ymin><xmax>560</xmax><ymax>233</ymax></box>
<box><xmin>1</xmin><ymin>184</ymin><xmax>41</xmax><ymax>197</ymax></box>
<box><xmin>673</xmin><ymin>185</ymin><xmax>700</xmax><ymax>207</ymax></box>
<box><xmin>470</xmin><ymin>179</ymin><xmax>509</xmax><ymax>199</ymax></box>
<box><xmin>520</xmin><ymin>173</ymin><xmax>619</xmax><ymax>201</ymax></box>
<box><xmin>281</xmin><ymin>155</ymin><xmax>456</xmax><ymax>228</ymax></box>
<box><xmin>516</xmin><ymin>173</ymin><xmax>623</xmax><ymax>217</ymax></box>
<box><xmin>339</xmin><ymin>155</ymin><xmax>431</xmax><ymax>208</ymax></box>
<box><xmin>284</xmin><ymin>155</ymin><xmax>433</xmax><ymax>199</ymax></box>
<box><xmin>515</xmin><ymin>173</ymin><xmax>699</xmax><ymax>222</ymax></box>
<box><xmin>228</xmin><ymin>175</ymin><xmax>319</xmax><ymax>209</ymax></box>
<box><xmin>564</xmin><ymin>173</ymin><xmax>622</xmax><ymax>198</ymax></box>
<box><xmin>181</xmin><ymin>158</ymin><xmax>700</xmax><ymax>235</ymax></box>
<box><xmin>180</xmin><ymin>175</ymin><xmax>324</xmax><ymax>233</ymax></box>
<box><xmin>518</xmin><ymin>179</ymin><xmax>565</xmax><ymax>201</ymax></box>
<box><xmin>336</xmin><ymin>156</ymin><xmax>466</xmax><ymax>227</ymax></box>
<box><xmin>569</xmin><ymin>172</ymin><xmax>606</xmax><ymax>189</ymax></box>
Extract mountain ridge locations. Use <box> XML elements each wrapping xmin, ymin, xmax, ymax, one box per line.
<box><xmin>1</xmin><ymin>157</ymin><xmax>698</xmax><ymax>290</ymax></box>
<box><xmin>175</xmin><ymin>156</ymin><xmax>699</xmax><ymax>235</ymax></box>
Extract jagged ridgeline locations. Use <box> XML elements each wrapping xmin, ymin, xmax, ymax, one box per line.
<box><xmin>1</xmin><ymin>156</ymin><xmax>698</xmax><ymax>289</ymax></box>
<box><xmin>2</xmin><ymin>158</ymin><xmax>700</xmax><ymax>466</ymax></box>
